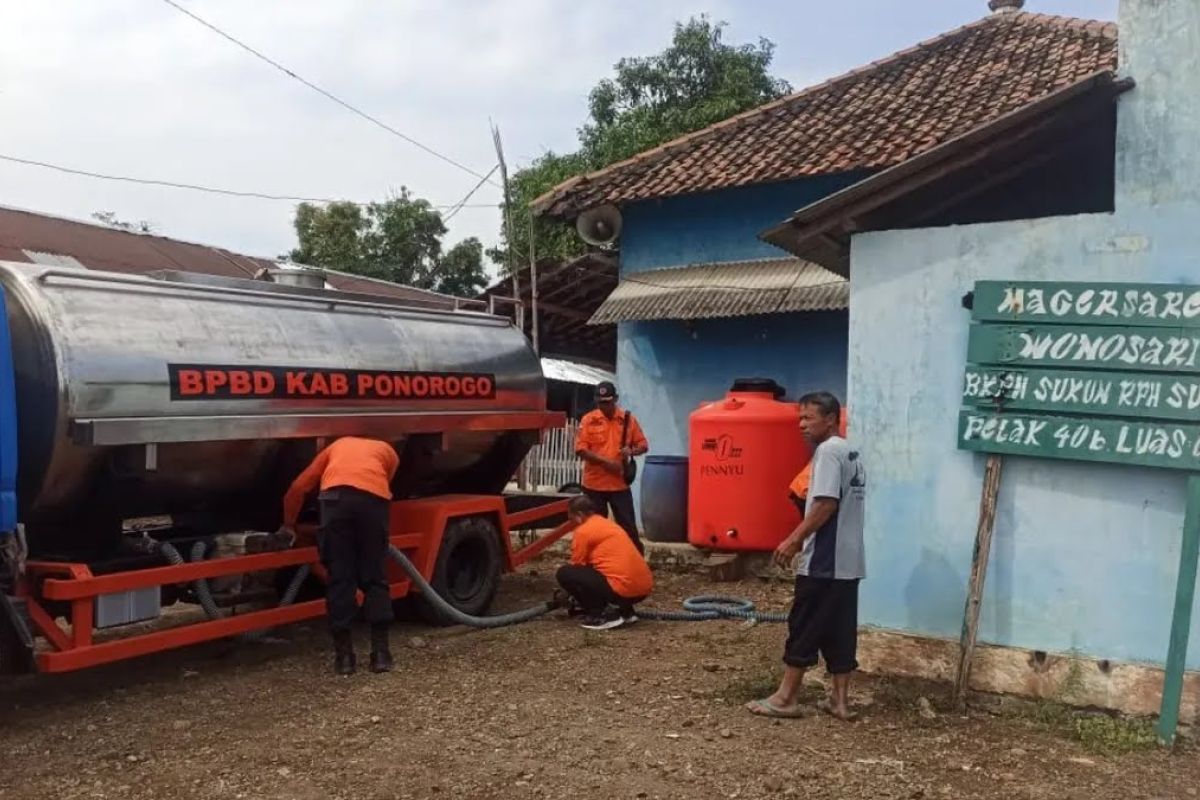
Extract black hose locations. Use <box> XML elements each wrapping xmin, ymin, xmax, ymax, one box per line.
<box><xmin>158</xmin><ymin>540</ymin><xmax>311</xmax><ymax>642</ymax></box>
<box><xmin>638</xmin><ymin>595</ymin><xmax>788</xmax><ymax>623</ymax></box>
<box><xmin>386</xmin><ymin>545</ymin><xmax>554</xmax><ymax>628</ymax></box>
<box><xmin>162</xmin><ymin>540</ymin><xmax>781</xmax><ymax>635</ymax></box>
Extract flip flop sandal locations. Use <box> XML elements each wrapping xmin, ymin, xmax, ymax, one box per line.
<box><xmin>817</xmin><ymin>699</ymin><xmax>858</xmax><ymax>722</ymax></box>
<box><xmin>746</xmin><ymin>698</ymin><xmax>811</xmax><ymax>719</ymax></box>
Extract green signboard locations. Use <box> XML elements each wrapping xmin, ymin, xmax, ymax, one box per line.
<box><xmin>959</xmin><ymin>410</ymin><xmax>1200</xmax><ymax>472</ymax></box>
<box><xmin>972</xmin><ymin>280</ymin><xmax>1200</xmax><ymax>328</ymax></box>
<box><xmin>959</xmin><ymin>279</ymin><xmax>1200</xmax><ymax>746</ymax></box>
<box><xmin>962</xmin><ymin>367</ymin><xmax>1200</xmax><ymax>421</ymax></box>
<box><xmin>967</xmin><ymin>323</ymin><xmax>1200</xmax><ymax>374</ymax></box>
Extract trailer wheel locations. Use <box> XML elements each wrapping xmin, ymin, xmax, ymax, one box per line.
<box><xmin>0</xmin><ymin>620</ymin><xmax>19</xmax><ymax>675</ymax></box>
<box><xmin>0</xmin><ymin>595</ymin><xmax>33</xmax><ymax>676</ymax></box>
<box><xmin>416</xmin><ymin>516</ymin><xmax>502</xmax><ymax>625</ymax></box>
<box><xmin>557</xmin><ymin>482</ymin><xmax>584</xmax><ymax>495</ymax></box>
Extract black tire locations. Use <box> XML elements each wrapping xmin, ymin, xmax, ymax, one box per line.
<box><xmin>0</xmin><ymin>595</ymin><xmax>33</xmax><ymax>676</ymax></box>
<box><xmin>0</xmin><ymin>627</ymin><xmax>22</xmax><ymax>676</ymax></box>
<box><xmin>557</xmin><ymin>482</ymin><xmax>584</xmax><ymax>495</ymax></box>
<box><xmin>415</xmin><ymin>516</ymin><xmax>503</xmax><ymax>625</ymax></box>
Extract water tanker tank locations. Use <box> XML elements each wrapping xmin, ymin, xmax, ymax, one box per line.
<box><xmin>0</xmin><ymin>262</ymin><xmax>551</xmax><ymax>557</ymax></box>
<box><xmin>687</xmin><ymin>379</ymin><xmax>811</xmax><ymax>552</ymax></box>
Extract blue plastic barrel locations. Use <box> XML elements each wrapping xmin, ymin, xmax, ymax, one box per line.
<box><xmin>640</xmin><ymin>455</ymin><xmax>689</xmax><ymax>543</ymax></box>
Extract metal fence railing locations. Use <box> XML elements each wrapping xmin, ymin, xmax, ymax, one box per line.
<box><xmin>520</xmin><ymin>421</ymin><xmax>581</xmax><ymax>491</ymax></box>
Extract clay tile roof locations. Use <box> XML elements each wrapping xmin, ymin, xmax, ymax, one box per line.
<box><xmin>532</xmin><ymin>11</ymin><xmax>1118</xmax><ymax>219</ymax></box>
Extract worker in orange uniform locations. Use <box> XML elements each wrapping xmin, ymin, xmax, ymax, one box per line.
<box><xmin>279</xmin><ymin>436</ymin><xmax>400</xmax><ymax>676</ymax></box>
<box><xmin>575</xmin><ymin>381</ymin><xmax>649</xmax><ymax>553</ymax></box>
<box><xmin>557</xmin><ymin>495</ymin><xmax>653</xmax><ymax>630</ymax></box>
<box><xmin>788</xmin><ymin>406</ymin><xmax>848</xmax><ymax>511</ymax></box>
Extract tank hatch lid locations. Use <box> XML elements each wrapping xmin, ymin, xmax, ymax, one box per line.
<box><xmin>729</xmin><ymin>378</ymin><xmax>785</xmax><ymax>398</ymax></box>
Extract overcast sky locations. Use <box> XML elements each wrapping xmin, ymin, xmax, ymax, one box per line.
<box><xmin>0</xmin><ymin>0</ymin><xmax>1119</xmax><ymax>271</ymax></box>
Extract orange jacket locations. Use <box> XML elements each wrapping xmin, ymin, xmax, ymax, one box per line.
<box><xmin>575</xmin><ymin>407</ymin><xmax>648</xmax><ymax>492</ymax></box>
<box><xmin>282</xmin><ymin>437</ymin><xmax>400</xmax><ymax>525</ymax></box>
<box><xmin>570</xmin><ymin>515</ymin><xmax>654</xmax><ymax>599</ymax></box>
<box><xmin>788</xmin><ymin>408</ymin><xmax>849</xmax><ymax>500</ymax></box>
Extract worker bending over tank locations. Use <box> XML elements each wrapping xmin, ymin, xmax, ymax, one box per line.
<box><xmin>279</xmin><ymin>436</ymin><xmax>400</xmax><ymax>676</ymax></box>
<box><xmin>749</xmin><ymin>392</ymin><xmax>866</xmax><ymax>721</ymax></box>
<box><xmin>556</xmin><ymin>496</ymin><xmax>653</xmax><ymax>630</ymax></box>
<box><xmin>575</xmin><ymin>381</ymin><xmax>649</xmax><ymax>553</ymax></box>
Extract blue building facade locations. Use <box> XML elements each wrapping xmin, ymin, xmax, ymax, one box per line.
<box><xmin>615</xmin><ymin>175</ymin><xmax>865</xmax><ymax>518</ymax></box>
<box><xmin>847</xmin><ymin>0</ymin><xmax>1200</xmax><ymax>671</ymax></box>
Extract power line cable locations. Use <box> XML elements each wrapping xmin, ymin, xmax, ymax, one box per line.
<box><xmin>159</xmin><ymin>0</ymin><xmax>498</xmax><ymax>186</ymax></box>
<box><xmin>442</xmin><ymin>164</ymin><xmax>500</xmax><ymax>223</ymax></box>
<box><xmin>0</xmin><ymin>153</ymin><xmax>497</xmax><ymax>209</ymax></box>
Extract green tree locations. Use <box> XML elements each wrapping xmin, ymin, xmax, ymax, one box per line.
<box><xmin>433</xmin><ymin>237</ymin><xmax>488</xmax><ymax>297</ymax></box>
<box><xmin>486</xmin><ymin>150</ymin><xmax>590</xmax><ymax>269</ymax></box>
<box><xmin>290</xmin><ymin>189</ymin><xmax>488</xmax><ymax>297</ymax></box>
<box><xmin>580</xmin><ymin>17</ymin><xmax>791</xmax><ymax>166</ymax></box>
<box><xmin>493</xmin><ymin>15</ymin><xmax>791</xmax><ymax>266</ymax></box>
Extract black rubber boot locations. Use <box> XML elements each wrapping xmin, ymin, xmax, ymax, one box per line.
<box><xmin>333</xmin><ymin>630</ymin><xmax>356</xmax><ymax>676</ymax></box>
<box><xmin>369</xmin><ymin>624</ymin><xmax>393</xmax><ymax>674</ymax></box>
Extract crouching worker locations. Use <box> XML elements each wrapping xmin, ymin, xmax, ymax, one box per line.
<box><xmin>279</xmin><ymin>436</ymin><xmax>400</xmax><ymax>676</ymax></box>
<box><xmin>556</xmin><ymin>496</ymin><xmax>653</xmax><ymax>631</ymax></box>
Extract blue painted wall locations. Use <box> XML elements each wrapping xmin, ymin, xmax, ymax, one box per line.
<box><xmin>619</xmin><ymin>312</ymin><xmax>848</xmax><ymax>458</ymax></box>
<box><xmin>848</xmin><ymin>0</ymin><xmax>1200</xmax><ymax>668</ymax></box>
<box><xmin>621</xmin><ymin>174</ymin><xmax>868</xmax><ymax>273</ymax></box>
<box><xmin>615</xmin><ymin>176</ymin><xmax>865</xmax><ymax>519</ymax></box>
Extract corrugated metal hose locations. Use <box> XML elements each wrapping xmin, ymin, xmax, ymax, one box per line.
<box><xmin>158</xmin><ymin>540</ymin><xmax>311</xmax><ymax>642</ymax></box>
<box><xmin>160</xmin><ymin>540</ymin><xmax>786</xmax><ymax>637</ymax></box>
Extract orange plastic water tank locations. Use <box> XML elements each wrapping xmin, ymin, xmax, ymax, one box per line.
<box><xmin>688</xmin><ymin>378</ymin><xmax>812</xmax><ymax>552</ymax></box>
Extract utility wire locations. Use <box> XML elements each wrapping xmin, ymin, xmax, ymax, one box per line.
<box><xmin>160</xmin><ymin>0</ymin><xmax>497</xmax><ymax>186</ymax></box>
<box><xmin>442</xmin><ymin>164</ymin><xmax>500</xmax><ymax>223</ymax></box>
<box><xmin>0</xmin><ymin>153</ymin><xmax>496</xmax><ymax>209</ymax></box>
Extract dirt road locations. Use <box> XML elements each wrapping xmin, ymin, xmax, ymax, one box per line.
<box><xmin>0</xmin><ymin>562</ymin><xmax>1194</xmax><ymax>799</ymax></box>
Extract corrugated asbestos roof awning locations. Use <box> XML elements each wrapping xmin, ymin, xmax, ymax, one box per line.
<box><xmin>589</xmin><ymin>258</ymin><xmax>847</xmax><ymax>325</ymax></box>
<box><xmin>541</xmin><ymin>357</ymin><xmax>615</xmax><ymax>386</ymax></box>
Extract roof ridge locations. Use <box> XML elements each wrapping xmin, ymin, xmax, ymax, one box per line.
<box><xmin>1011</xmin><ymin>10</ymin><xmax>1118</xmax><ymax>36</ymax></box>
<box><xmin>531</xmin><ymin>9</ymin><xmax>1116</xmax><ymax>216</ymax></box>
<box><xmin>534</xmin><ymin>13</ymin><xmax>1030</xmax><ymax>213</ymax></box>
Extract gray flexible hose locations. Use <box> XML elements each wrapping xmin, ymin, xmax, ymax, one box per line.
<box><xmin>158</xmin><ymin>540</ymin><xmax>311</xmax><ymax>642</ymax></box>
<box><xmin>387</xmin><ymin>545</ymin><xmax>554</xmax><ymax>628</ymax></box>
<box><xmin>161</xmin><ymin>540</ymin><xmax>781</xmax><ymax>634</ymax></box>
<box><xmin>637</xmin><ymin>595</ymin><xmax>788</xmax><ymax>623</ymax></box>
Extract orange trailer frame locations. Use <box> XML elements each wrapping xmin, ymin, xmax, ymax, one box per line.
<box><xmin>16</xmin><ymin>494</ymin><xmax>573</xmax><ymax>673</ymax></box>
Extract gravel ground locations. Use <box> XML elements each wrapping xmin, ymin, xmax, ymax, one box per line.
<box><xmin>0</xmin><ymin>560</ymin><xmax>1195</xmax><ymax>800</ymax></box>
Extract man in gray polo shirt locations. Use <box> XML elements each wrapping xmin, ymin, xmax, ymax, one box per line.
<box><xmin>747</xmin><ymin>391</ymin><xmax>866</xmax><ymax>721</ymax></box>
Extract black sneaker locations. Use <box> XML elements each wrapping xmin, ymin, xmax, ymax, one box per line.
<box><xmin>580</xmin><ymin>611</ymin><xmax>625</xmax><ymax>631</ymax></box>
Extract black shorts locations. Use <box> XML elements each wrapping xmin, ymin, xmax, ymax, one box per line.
<box><xmin>783</xmin><ymin>575</ymin><xmax>860</xmax><ymax>675</ymax></box>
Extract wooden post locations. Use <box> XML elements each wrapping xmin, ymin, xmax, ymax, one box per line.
<box><xmin>1158</xmin><ymin>474</ymin><xmax>1200</xmax><ymax>746</ymax></box>
<box><xmin>528</xmin><ymin>212</ymin><xmax>539</xmax><ymax>356</ymax></box>
<box><xmin>954</xmin><ymin>453</ymin><xmax>1004</xmax><ymax>708</ymax></box>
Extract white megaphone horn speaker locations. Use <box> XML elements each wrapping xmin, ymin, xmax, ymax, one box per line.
<box><xmin>575</xmin><ymin>204</ymin><xmax>623</xmax><ymax>246</ymax></box>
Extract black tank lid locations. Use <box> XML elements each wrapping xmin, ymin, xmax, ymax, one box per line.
<box><xmin>729</xmin><ymin>378</ymin><xmax>785</xmax><ymax>398</ymax></box>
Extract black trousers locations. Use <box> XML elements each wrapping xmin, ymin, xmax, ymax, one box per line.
<box><xmin>317</xmin><ymin>486</ymin><xmax>394</xmax><ymax>633</ymax></box>
<box><xmin>556</xmin><ymin>565</ymin><xmax>645</xmax><ymax>616</ymax></box>
<box><xmin>783</xmin><ymin>576</ymin><xmax>859</xmax><ymax>675</ymax></box>
<box><xmin>584</xmin><ymin>488</ymin><xmax>643</xmax><ymax>553</ymax></box>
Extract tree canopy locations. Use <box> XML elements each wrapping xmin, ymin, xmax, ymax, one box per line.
<box><xmin>288</xmin><ymin>16</ymin><xmax>789</xmax><ymax>291</ymax></box>
<box><xmin>491</xmin><ymin>16</ymin><xmax>791</xmax><ymax>268</ymax></box>
<box><xmin>289</xmin><ymin>190</ymin><xmax>487</xmax><ymax>297</ymax></box>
